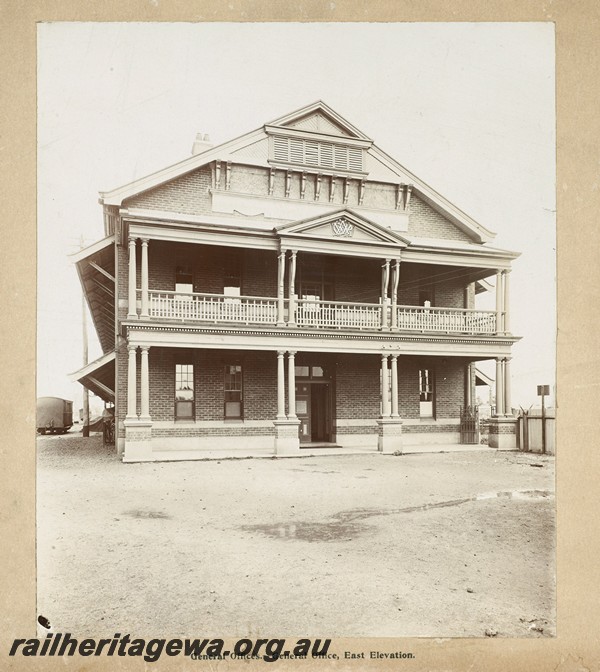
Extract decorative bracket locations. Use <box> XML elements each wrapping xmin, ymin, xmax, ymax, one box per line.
<box><xmin>315</xmin><ymin>174</ymin><xmax>322</xmax><ymax>201</ymax></box>
<box><xmin>285</xmin><ymin>170</ymin><xmax>292</xmax><ymax>198</ymax></box>
<box><xmin>268</xmin><ymin>167</ymin><xmax>275</xmax><ymax>196</ymax></box>
<box><xmin>358</xmin><ymin>179</ymin><xmax>365</xmax><ymax>206</ymax></box>
<box><xmin>396</xmin><ymin>183</ymin><xmax>404</xmax><ymax>210</ymax></box>
<box><xmin>215</xmin><ymin>161</ymin><xmax>221</xmax><ymax>190</ymax></box>
<box><xmin>329</xmin><ymin>175</ymin><xmax>337</xmax><ymax>203</ymax></box>
<box><xmin>300</xmin><ymin>172</ymin><xmax>307</xmax><ymax>200</ymax></box>
<box><xmin>405</xmin><ymin>184</ymin><xmax>412</xmax><ymax>210</ymax></box>
<box><xmin>225</xmin><ymin>161</ymin><xmax>232</xmax><ymax>191</ymax></box>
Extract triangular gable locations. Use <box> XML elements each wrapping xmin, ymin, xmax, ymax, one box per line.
<box><xmin>266</xmin><ymin>100</ymin><xmax>371</xmax><ymax>141</ymax></box>
<box><xmin>100</xmin><ymin>101</ymin><xmax>494</xmax><ymax>244</ymax></box>
<box><xmin>286</xmin><ymin>112</ymin><xmax>353</xmax><ymax>137</ymax></box>
<box><xmin>276</xmin><ymin>209</ymin><xmax>409</xmax><ymax>247</ymax></box>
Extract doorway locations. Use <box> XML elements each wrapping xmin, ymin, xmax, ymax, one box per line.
<box><xmin>296</xmin><ymin>381</ymin><xmax>333</xmax><ymax>444</ymax></box>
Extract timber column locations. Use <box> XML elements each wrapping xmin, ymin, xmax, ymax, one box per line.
<box><xmin>123</xmin><ymin>342</ymin><xmax>153</xmax><ymax>462</ymax></box>
<box><xmin>139</xmin><ymin>345</ymin><xmax>151</xmax><ymax>423</ymax></box>
<box><xmin>489</xmin><ymin>356</ymin><xmax>517</xmax><ymax>450</ymax></box>
<box><xmin>276</xmin><ymin>251</ymin><xmax>286</xmax><ymax>327</ymax></box>
<box><xmin>377</xmin><ymin>353</ymin><xmax>403</xmax><ymax>454</ymax></box>
<box><xmin>140</xmin><ymin>238</ymin><xmax>149</xmax><ymax>319</ymax></box>
<box><xmin>287</xmin><ymin>250</ymin><xmax>297</xmax><ymax>327</ymax></box>
<box><xmin>273</xmin><ymin>350</ymin><xmax>300</xmax><ymax>455</ymax></box>
<box><xmin>127</xmin><ymin>236</ymin><xmax>138</xmax><ymax>319</ymax></box>
<box><xmin>381</xmin><ymin>259</ymin><xmax>391</xmax><ymax>330</ymax></box>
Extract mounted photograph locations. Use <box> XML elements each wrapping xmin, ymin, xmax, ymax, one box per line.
<box><xmin>36</xmin><ymin>22</ymin><xmax>556</xmax><ymax>639</ymax></box>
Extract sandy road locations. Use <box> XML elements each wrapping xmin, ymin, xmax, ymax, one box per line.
<box><xmin>37</xmin><ymin>434</ymin><xmax>555</xmax><ymax>638</ymax></box>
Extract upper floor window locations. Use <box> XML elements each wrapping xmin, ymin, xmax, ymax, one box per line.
<box><xmin>419</xmin><ymin>368</ymin><xmax>434</xmax><ymax>418</ymax></box>
<box><xmin>224</xmin><ymin>364</ymin><xmax>243</xmax><ymax>419</ymax></box>
<box><xmin>175</xmin><ymin>265</ymin><xmax>193</xmax><ymax>294</ymax></box>
<box><xmin>223</xmin><ymin>251</ymin><xmax>242</xmax><ymax>298</ymax></box>
<box><xmin>175</xmin><ymin>364</ymin><xmax>194</xmax><ymax>420</ymax></box>
<box><xmin>419</xmin><ymin>288</ymin><xmax>434</xmax><ymax>308</ymax></box>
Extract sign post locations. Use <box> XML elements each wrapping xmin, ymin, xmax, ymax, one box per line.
<box><xmin>537</xmin><ymin>385</ymin><xmax>550</xmax><ymax>454</ymax></box>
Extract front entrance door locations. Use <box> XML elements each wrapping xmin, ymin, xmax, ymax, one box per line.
<box><xmin>296</xmin><ymin>382</ymin><xmax>332</xmax><ymax>443</ymax></box>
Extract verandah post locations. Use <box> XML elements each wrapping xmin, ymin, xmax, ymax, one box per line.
<box><xmin>127</xmin><ymin>236</ymin><xmax>138</xmax><ymax>319</ymax></box>
<box><xmin>381</xmin><ymin>354</ymin><xmax>391</xmax><ymax>418</ymax></box>
<box><xmin>140</xmin><ymin>238</ymin><xmax>149</xmax><ymax>319</ymax></box>
<box><xmin>126</xmin><ymin>344</ymin><xmax>138</xmax><ymax>420</ymax></box>
<box><xmin>276</xmin><ymin>251</ymin><xmax>286</xmax><ymax>327</ymax></box>
<box><xmin>276</xmin><ymin>350</ymin><xmax>286</xmax><ymax>419</ymax></box>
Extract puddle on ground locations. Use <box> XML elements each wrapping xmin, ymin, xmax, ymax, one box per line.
<box><xmin>240</xmin><ymin>521</ymin><xmax>370</xmax><ymax>542</ymax></box>
<box><xmin>240</xmin><ymin>490</ymin><xmax>553</xmax><ymax>543</ymax></box>
<box><xmin>122</xmin><ymin>509</ymin><xmax>171</xmax><ymax>519</ymax></box>
<box><xmin>287</xmin><ymin>468</ymin><xmax>340</xmax><ymax>474</ymax></box>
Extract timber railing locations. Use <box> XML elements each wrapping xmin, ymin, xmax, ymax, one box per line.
<box><xmin>140</xmin><ymin>291</ymin><xmax>499</xmax><ymax>334</ymax></box>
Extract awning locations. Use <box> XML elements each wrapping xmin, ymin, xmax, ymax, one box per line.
<box><xmin>474</xmin><ymin>367</ymin><xmax>494</xmax><ymax>387</ymax></box>
<box><xmin>475</xmin><ymin>278</ymin><xmax>493</xmax><ymax>294</ymax></box>
<box><xmin>69</xmin><ymin>350</ymin><xmax>116</xmax><ymax>403</ymax></box>
<box><xmin>71</xmin><ymin>236</ymin><xmax>115</xmax><ymax>354</ymax></box>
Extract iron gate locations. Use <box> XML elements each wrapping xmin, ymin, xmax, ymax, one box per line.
<box><xmin>460</xmin><ymin>405</ymin><xmax>480</xmax><ymax>444</ymax></box>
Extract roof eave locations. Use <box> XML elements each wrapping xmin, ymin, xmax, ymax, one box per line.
<box><xmin>370</xmin><ymin>144</ymin><xmax>497</xmax><ymax>244</ymax></box>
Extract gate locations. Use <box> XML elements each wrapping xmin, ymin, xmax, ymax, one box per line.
<box><xmin>460</xmin><ymin>405</ymin><xmax>480</xmax><ymax>444</ymax></box>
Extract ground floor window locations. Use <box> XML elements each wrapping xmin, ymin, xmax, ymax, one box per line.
<box><xmin>224</xmin><ymin>364</ymin><xmax>243</xmax><ymax>419</ymax></box>
<box><xmin>419</xmin><ymin>368</ymin><xmax>434</xmax><ymax>418</ymax></box>
<box><xmin>175</xmin><ymin>364</ymin><xmax>194</xmax><ymax>420</ymax></box>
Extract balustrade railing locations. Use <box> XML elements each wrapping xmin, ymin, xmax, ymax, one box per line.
<box><xmin>147</xmin><ymin>291</ymin><xmax>278</xmax><ymax>325</ymax></box>
<box><xmin>295</xmin><ymin>298</ymin><xmax>382</xmax><ymax>330</ymax></box>
<box><xmin>396</xmin><ymin>305</ymin><xmax>497</xmax><ymax>334</ymax></box>
<box><xmin>139</xmin><ymin>291</ymin><xmax>498</xmax><ymax>335</ymax></box>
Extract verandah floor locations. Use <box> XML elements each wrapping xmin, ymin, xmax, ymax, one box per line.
<box><xmin>128</xmin><ymin>442</ymin><xmax>495</xmax><ymax>463</ymax></box>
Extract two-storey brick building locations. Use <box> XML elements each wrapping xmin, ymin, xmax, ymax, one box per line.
<box><xmin>71</xmin><ymin>102</ymin><xmax>520</xmax><ymax>461</ymax></box>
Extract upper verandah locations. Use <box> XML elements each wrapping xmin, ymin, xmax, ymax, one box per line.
<box><xmin>99</xmin><ymin>101</ymin><xmax>497</xmax><ymax>245</ymax></box>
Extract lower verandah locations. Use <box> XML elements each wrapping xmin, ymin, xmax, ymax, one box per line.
<box><xmin>117</xmin><ymin>348</ymin><xmax>475</xmax><ymax>459</ymax></box>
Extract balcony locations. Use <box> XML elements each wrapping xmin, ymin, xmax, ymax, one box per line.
<box><xmin>396</xmin><ymin>305</ymin><xmax>497</xmax><ymax>334</ymax></box>
<box><xmin>141</xmin><ymin>290</ymin><xmax>499</xmax><ymax>335</ymax></box>
<box><xmin>149</xmin><ymin>291</ymin><xmax>278</xmax><ymax>324</ymax></box>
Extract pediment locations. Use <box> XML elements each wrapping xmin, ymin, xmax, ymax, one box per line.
<box><xmin>266</xmin><ymin>101</ymin><xmax>372</xmax><ymax>141</ymax></box>
<box><xmin>276</xmin><ymin>209</ymin><xmax>409</xmax><ymax>248</ymax></box>
<box><xmin>283</xmin><ymin>111</ymin><xmax>354</xmax><ymax>138</ymax></box>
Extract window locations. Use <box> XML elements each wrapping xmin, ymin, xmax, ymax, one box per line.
<box><xmin>223</xmin><ymin>251</ymin><xmax>242</xmax><ymax>298</ymax></box>
<box><xmin>419</xmin><ymin>288</ymin><xmax>434</xmax><ymax>308</ymax></box>
<box><xmin>224</xmin><ymin>364</ymin><xmax>243</xmax><ymax>419</ymax></box>
<box><xmin>419</xmin><ymin>368</ymin><xmax>434</xmax><ymax>418</ymax></box>
<box><xmin>175</xmin><ymin>364</ymin><xmax>194</xmax><ymax>420</ymax></box>
<box><xmin>175</xmin><ymin>266</ymin><xmax>193</xmax><ymax>294</ymax></box>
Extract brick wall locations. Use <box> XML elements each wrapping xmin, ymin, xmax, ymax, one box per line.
<box><xmin>409</xmin><ymin>194</ymin><xmax>473</xmax><ymax>242</ymax></box>
<box><xmin>143</xmin><ymin>241</ymin><xmax>278</xmax><ymax>297</ymax></box>
<box><xmin>434</xmin><ymin>357</ymin><xmax>467</xmax><ymax>418</ymax></box>
<box><xmin>362</xmin><ymin>181</ymin><xmax>396</xmax><ymax>210</ymax></box>
<box><xmin>147</xmin><ymin>348</ymin><xmax>278</xmax><ymax>423</ymax></box>
<box><xmin>398</xmin><ymin>356</ymin><xmax>466</xmax><ymax>420</ymax></box>
<box><xmin>397</xmin><ymin>263</ymin><xmax>468</xmax><ymax>309</ymax></box>
<box><xmin>117</xmin><ymin>346</ymin><xmax>468</xmax><ymax>435</ymax></box>
<box><xmin>336</xmin><ymin>354</ymin><xmax>381</xmax><ymax>420</ymax></box>
<box><xmin>124</xmin><ymin>166</ymin><xmax>213</xmax><ymax>215</ymax></box>
<box><xmin>332</xmin><ymin>257</ymin><xmax>381</xmax><ymax>303</ymax></box>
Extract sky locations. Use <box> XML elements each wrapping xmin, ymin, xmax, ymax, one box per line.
<box><xmin>37</xmin><ymin>22</ymin><xmax>555</xmax><ymax>413</ymax></box>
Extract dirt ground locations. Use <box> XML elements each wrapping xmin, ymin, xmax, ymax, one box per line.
<box><xmin>37</xmin><ymin>434</ymin><xmax>555</xmax><ymax>638</ymax></box>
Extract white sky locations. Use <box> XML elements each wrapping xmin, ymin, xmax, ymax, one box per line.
<box><xmin>37</xmin><ymin>22</ymin><xmax>555</xmax><ymax>412</ymax></box>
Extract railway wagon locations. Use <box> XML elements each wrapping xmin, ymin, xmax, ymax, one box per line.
<box><xmin>36</xmin><ymin>397</ymin><xmax>73</xmax><ymax>434</ymax></box>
